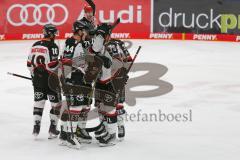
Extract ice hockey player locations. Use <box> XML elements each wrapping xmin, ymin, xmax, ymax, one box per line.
<box><xmin>88</xmin><ymin>23</ymin><xmax>121</xmax><ymax>147</ymax></box>
<box><xmin>81</xmin><ymin>5</ymin><xmax>97</xmax><ymax>33</ymax></box>
<box><xmin>27</xmin><ymin>24</ymin><xmax>61</xmax><ymax>139</ymax></box>
<box><xmin>80</xmin><ymin>4</ymin><xmax>97</xmax><ymax>48</ymax></box>
<box><xmin>106</xmin><ymin>39</ymin><xmax>132</xmax><ymax>141</ymax></box>
<box><xmin>59</xmin><ymin>20</ymin><xmax>95</xmax><ymax>149</ymax></box>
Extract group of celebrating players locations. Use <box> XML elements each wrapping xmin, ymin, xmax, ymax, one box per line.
<box><xmin>26</xmin><ymin>5</ymin><xmax>133</xmax><ymax>149</ymax></box>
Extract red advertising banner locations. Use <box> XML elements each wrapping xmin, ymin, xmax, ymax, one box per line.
<box><xmin>0</xmin><ymin>0</ymin><xmax>151</xmax><ymax>40</ymax></box>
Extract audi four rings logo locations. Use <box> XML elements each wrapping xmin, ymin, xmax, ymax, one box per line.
<box><xmin>7</xmin><ymin>4</ymin><xmax>69</xmax><ymax>26</ymax></box>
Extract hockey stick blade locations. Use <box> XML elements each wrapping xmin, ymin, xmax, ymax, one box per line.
<box><xmin>7</xmin><ymin>72</ymin><xmax>13</xmax><ymax>75</ymax></box>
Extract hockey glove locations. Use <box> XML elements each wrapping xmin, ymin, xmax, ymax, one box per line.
<box><xmin>95</xmin><ymin>54</ymin><xmax>112</xmax><ymax>69</ymax></box>
<box><xmin>97</xmin><ymin>23</ymin><xmax>112</xmax><ymax>38</ymax></box>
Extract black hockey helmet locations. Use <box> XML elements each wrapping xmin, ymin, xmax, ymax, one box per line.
<box><xmin>43</xmin><ymin>24</ymin><xmax>58</xmax><ymax>38</ymax></box>
<box><xmin>72</xmin><ymin>20</ymin><xmax>90</xmax><ymax>33</ymax></box>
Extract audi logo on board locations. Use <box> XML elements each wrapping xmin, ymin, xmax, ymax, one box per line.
<box><xmin>7</xmin><ymin>4</ymin><xmax>69</xmax><ymax>26</ymax></box>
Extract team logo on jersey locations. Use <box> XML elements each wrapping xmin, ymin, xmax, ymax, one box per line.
<box><xmin>34</xmin><ymin>92</ymin><xmax>44</xmax><ymax>99</ymax></box>
<box><xmin>104</xmin><ymin>94</ymin><xmax>113</xmax><ymax>103</ymax></box>
<box><xmin>7</xmin><ymin>4</ymin><xmax>68</xmax><ymax>26</ymax></box>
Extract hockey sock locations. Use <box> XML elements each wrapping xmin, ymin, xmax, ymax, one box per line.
<box><xmin>60</xmin><ymin>110</ymin><xmax>69</xmax><ymax>132</ymax></box>
<box><xmin>105</xmin><ymin>112</ymin><xmax>118</xmax><ymax>135</ymax></box>
<box><xmin>116</xmin><ymin>103</ymin><xmax>126</xmax><ymax>127</ymax></box>
<box><xmin>33</xmin><ymin>100</ymin><xmax>45</xmax><ymax>124</ymax></box>
<box><xmin>33</xmin><ymin>107</ymin><xmax>43</xmax><ymax>124</ymax></box>
<box><xmin>67</xmin><ymin>107</ymin><xmax>81</xmax><ymax>133</ymax></box>
<box><xmin>50</xmin><ymin>103</ymin><xmax>61</xmax><ymax>125</ymax></box>
<box><xmin>78</xmin><ymin>107</ymin><xmax>90</xmax><ymax>129</ymax></box>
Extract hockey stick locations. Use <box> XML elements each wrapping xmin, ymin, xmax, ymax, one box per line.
<box><xmin>59</xmin><ymin>60</ymin><xmax>77</xmax><ymax>139</ymax></box>
<box><xmin>127</xmin><ymin>46</ymin><xmax>142</xmax><ymax>73</ymax></box>
<box><xmin>7</xmin><ymin>72</ymin><xmax>32</xmax><ymax>80</ymax></box>
<box><xmin>85</xmin><ymin>0</ymin><xmax>96</xmax><ymax>16</ymax></box>
<box><xmin>86</xmin><ymin>46</ymin><xmax>142</xmax><ymax>133</ymax></box>
<box><xmin>111</xmin><ymin>18</ymin><xmax>121</xmax><ymax>31</ymax></box>
<box><xmin>7</xmin><ymin>71</ymin><xmax>104</xmax><ymax>132</ymax></box>
<box><xmin>7</xmin><ymin>46</ymin><xmax>141</xmax><ymax>134</ymax></box>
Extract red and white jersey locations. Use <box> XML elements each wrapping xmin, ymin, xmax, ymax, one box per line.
<box><xmin>106</xmin><ymin>39</ymin><xmax>132</xmax><ymax>79</ymax></box>
<box><xmin>62</xmin><ymin>37</ymin><xmax>89</xmax><ymax>76</ymax></box>
<box><xmin>27</xmin><ymin>40</ymin><xmax>59</xmax><ymax>76</ymax></box>
<box><xmin>99</xmin><ymin>50</ymin><xmax>112</xmax><ymax>83</ymax></box>
<box><xmin>91</xmin><ymin>35</ymin><xmax>113</xmax><ymax>83</ymax></box>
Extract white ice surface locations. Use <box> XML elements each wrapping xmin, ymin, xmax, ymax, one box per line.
<box><xmin>0</xmin><ymin>40</ymin><xmax>240</xmax><ymax>160</ymax></box>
